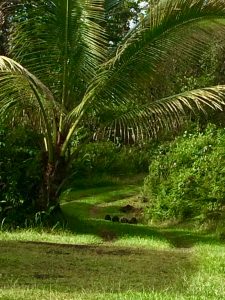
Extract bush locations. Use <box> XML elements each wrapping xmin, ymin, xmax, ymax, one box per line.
<box><xmin>72</xmin><ymin>141</ymin><xmax>154</xmax><ymax>177</ymax></box>
<box><xmin>143</xmin><ymin>124</ymin><xmax>225</xmax><ymax>222</ymax></box>
<box><xmin>0</xmin><ymin>125</ymin><xmax>42</xmax><ymax>226</ymax></box>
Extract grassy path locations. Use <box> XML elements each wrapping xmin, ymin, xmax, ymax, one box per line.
<box><xmin>60</xmin><ymin>184</ymin><xmax>221</xmax><ymax>249</ymax></box>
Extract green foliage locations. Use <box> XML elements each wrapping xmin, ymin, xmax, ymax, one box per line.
<box><xmin>143</xmin><ymin>40</ymin><xmax>225</xmax><ymax>105</ymax></box>
<box><xmin>73</xmin><ymin>141</ymin><xmax>154</xmax><ymax>177</ymax></box>
<box><xmin>105</xmin><ymin>0</ymin><xmax>142</xmax><ymax>46</ymax></box>
<box><xmin>0</xmin><ymin>125</ymin><xmax>42</xmax><ymax>225</ymax></box>
<box><xmin>143</xmin><ymin>124</ymin><xmax>225</xmax><ymax>222</ymax></box>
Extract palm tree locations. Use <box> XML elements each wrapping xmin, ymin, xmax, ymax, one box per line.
<box><xmin>1</xmin><ymin>0</ymin><xmax>225</xmax><ymax>211</ymax></box>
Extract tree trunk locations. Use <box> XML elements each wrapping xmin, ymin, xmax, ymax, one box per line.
<box><xmin>35</xmin><ymin>154</ymin><xmax>67</xmax><ymax>212</ymax></box>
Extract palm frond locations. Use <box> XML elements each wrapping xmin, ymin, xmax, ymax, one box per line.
<box><xmin>96</xmin><ymin>85</ymin><xmax>225</xmax><ymax>142</ymax></box>
<box><xmin>93</xmin><ymin>0</ymin><xmax>225</xmax><ymax>109</ymax></box>
<box><xmin>3</xmin><ymin>0</ymin><xmax>225</xmax><ymax>154</ymax></box>
<box><xmin>0</xmin><ymin>56</ymin><xmax>57</xmax><ymax>159</ymax></box>
<box><xmin>8</xmin><ymin>0</ymin><xmax>107</xmax><ymax>109</ymax></box>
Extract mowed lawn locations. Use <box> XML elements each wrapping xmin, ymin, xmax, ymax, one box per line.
<box><xmin>0</xmin><ymin>185</ymin><xmax>224</xmax><ymax>300</ymax></box>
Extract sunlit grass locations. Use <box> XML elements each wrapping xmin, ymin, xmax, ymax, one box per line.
<box><xmin>0</xmin><ymin>227</ymin><xmax>170</xmax><ymax>250</ymax></box>
<box><xmin>113</xmin><ymin>235</ymin><xmax>171</xmax><ymax>249</ymax></box>
<box><xmin>0</xmin><ymin>229</ymin><xmax>102</xmax><ymax>245</ymax></box>
<box><xmin>0</xmin><ymin>289</ymin><xmax>190</xmax><ymax>300</ymax></box>
<box><xmin>61</xmin><ymin>185</ymin><xmax>140</xmax><ymax>206</ymax></box>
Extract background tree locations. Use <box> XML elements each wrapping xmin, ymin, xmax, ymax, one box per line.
<box><xmin>105</xmin><ymin>0</ymin><xmax>142</xmax><ymax>46</ymax></box>
<box><xmin>1</xmin><ymin>0</ymin><xmax>225</xmax><ymax>213</ymax></box>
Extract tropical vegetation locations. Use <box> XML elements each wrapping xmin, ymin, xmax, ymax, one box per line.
<box><xmin>143</xmin><ymin>124</ymin><xmax>225</xmax><ymax>225</ymax></box>
<box><xmin>1</xmin><ymin>0</ymin><xmax>225</xmax><ymax>215</ymax></box>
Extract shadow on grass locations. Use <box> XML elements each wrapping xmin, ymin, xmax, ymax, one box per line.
<box><xmin>0</xmin><ymin>239</ymin><xmax>195</xmax><ymax>294</ymax></box>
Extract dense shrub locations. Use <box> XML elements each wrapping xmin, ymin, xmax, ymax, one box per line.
<box><xmin>0</xmin><ymin>125</ymin><xmax>42</xmax><ymax>226</ymax></box>
<box><xmin>73</xmin><ymin>141</ymin><xmax>154</xmax><ymax>177</ymax></box>
<box><xmin>143</xmin><ymin>124</ymin><xmax>225</xmax><ymax>222</ymax></box>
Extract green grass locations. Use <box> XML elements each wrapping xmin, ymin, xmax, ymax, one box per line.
<box><xmin>0</xmin><ymin>183</ymin><xmax>225</xmax><ymax>299</ymax></box>
<box><xmin>60</xmin><ymin>184</ymin><xmax>149</xmax><ymax>237</ymax></box>
<box><xmin>0</xmin><ymin>235</ymin><xmax>224</xmax><ymax>299</ymax></box>
<box><xmin>0</xmin><ymin>228</ymin><xmax>102</xmax><ymax>245</ymax></box>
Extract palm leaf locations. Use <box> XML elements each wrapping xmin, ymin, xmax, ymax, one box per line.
<box><xmin>95</xmin><ymin>85</ymin><xmax>225</xmax><ymax>142</ymax></box>
<box><xmin>8</xmin><ymin>0</ymin><xmax>107</xmax><ymax>109</ymax></box>
<box><xmin>97</xmin><ymin>0</ymin><xmax>225</xmax><ymax>108</ymax></box>
<box><xmin>65</xmin><ymin>0</ymin><xmax>225</xmax><ymax>143</ymax></box>
<box><xmin>2</xmin><ymin>0</ymin><xmax>225</xmax><ymax>155</ymax></box>
<box><xmin>0</xmin><ymin>56</ymin><xmax>57</xmax><ymax>160</ymax></box>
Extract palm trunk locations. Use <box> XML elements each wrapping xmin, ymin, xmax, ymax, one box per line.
<box><xmin>35</xmin><ymin>154</ymin><xmax>67</xmax><ymax>212</ymax></box>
